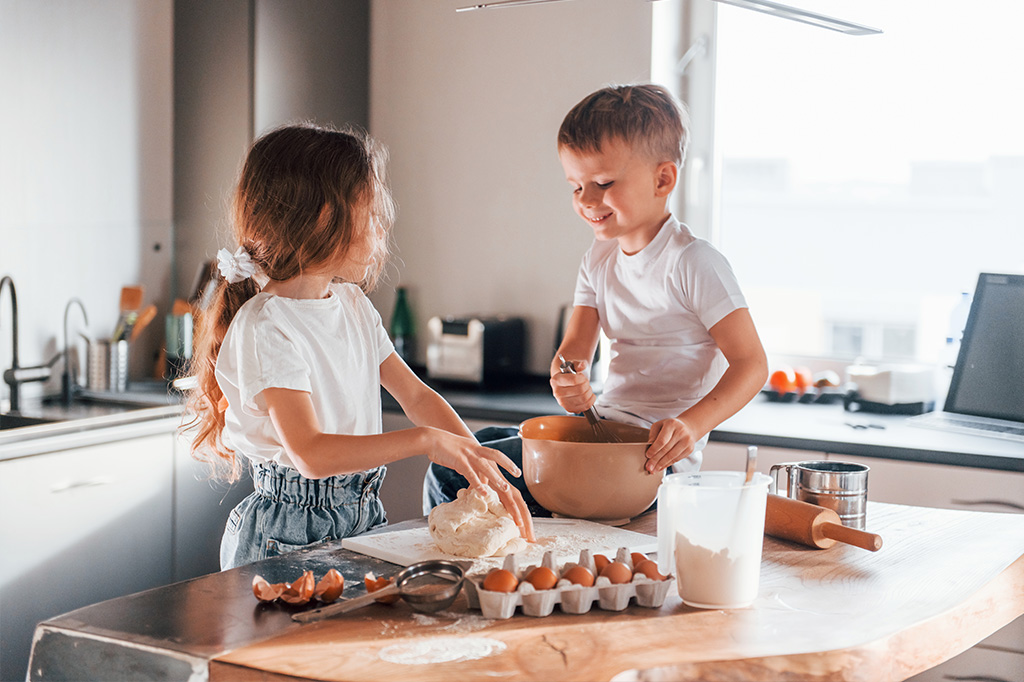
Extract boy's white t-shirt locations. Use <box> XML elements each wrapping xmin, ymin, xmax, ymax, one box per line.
<box><xmin>216</xmin><ymin>282</ymin><xmax>395</xmax><ymax>471</ymax></box>
<box><xmin>574</xmin><ymin>216</ymin><xmax>747</xmax><ymax>463</ymax></box>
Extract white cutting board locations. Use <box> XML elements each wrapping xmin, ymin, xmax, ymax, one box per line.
<box><xmin>342</xmin><ymin>518</ymin><xmax>658</xmax><ymax>573</ymax></box>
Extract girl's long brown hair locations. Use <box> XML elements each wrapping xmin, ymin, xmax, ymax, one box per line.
<box><xmin>185</xmin><ymin>123</ymin><xmax>395</xmax><ymax>481</ymax></box>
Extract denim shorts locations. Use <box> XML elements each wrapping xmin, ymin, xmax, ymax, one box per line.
<box><xmin>220</xmin><ymin>460</ymin><xmax>387</xmax><ymax>570</ymax></box>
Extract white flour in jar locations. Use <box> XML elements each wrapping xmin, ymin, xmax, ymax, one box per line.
<box><xmin>675</xmin><ymin>532</ymin><xmax>759</xmax><ymax>608</ymax></box>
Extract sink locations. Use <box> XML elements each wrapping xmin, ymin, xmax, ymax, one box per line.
<box><xmin>0</xmin><ymin>414</ymin><xmax>59</xmax><ymax>430</ymax></box>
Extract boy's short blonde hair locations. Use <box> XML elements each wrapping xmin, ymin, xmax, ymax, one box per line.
<box><xmin>558</xmin><ymin>84</ymin><xmax>690</xmax><ymax>166</ymax></box>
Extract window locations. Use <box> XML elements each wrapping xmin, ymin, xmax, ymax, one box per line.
<box><xmin>695</xmin><ymin>1</ymin><xmax>1024</xmax><ymax>365</ymax></box>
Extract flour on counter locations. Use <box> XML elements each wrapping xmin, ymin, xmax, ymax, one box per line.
<box><xmin>378</xmin><ymin>636</ymin><xmax>507</xmax><ymax>665</ymax></box>
<box><xmin>411</xmin><ymin>612</ymin><xmax>494</xmax><ymax>633</ymax></box>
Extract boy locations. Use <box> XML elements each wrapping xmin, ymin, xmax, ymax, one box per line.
<box><xmin>423</xmin><ymin>84</ymin><xmax>766</xmax><ymax>514</ymax></box>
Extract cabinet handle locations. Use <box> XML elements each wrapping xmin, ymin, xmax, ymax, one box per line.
<box><xmin>50</xmin><ymin>476</ymin><xmax>115</xmax><ymax>493</ymax></box>
<box><xmin>951</xmin><ymin>498</ymin><xmax>1024</xmax><ymax>512</ymax></box>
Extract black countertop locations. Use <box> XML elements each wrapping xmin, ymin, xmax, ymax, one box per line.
<box><xmin>387</xmin><ymin>376</ymin><xmax>1024</xmax><ymax>473</ymax></box>
<box><xmin>29</xmin><ymin>534</ymin><xmax>403</xmax><ymax>681</ymax></box>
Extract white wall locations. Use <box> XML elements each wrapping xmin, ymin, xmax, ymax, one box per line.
<box><xmin>0</xmin><ymin>0</ymin><xmax>173</xmax><ymax>395</ymax></box>
<box><xmin>369</xmin><ymin>0</ymin><xmax>653</xmax><ymax>375</ymax></box>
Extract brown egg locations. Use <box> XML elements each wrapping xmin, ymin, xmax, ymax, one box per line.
<box><xmin>482</xmin><ymin>568</ymin><xmax>519</xmax><ymax>593</ymax></box>
<box><xmin>562</xmin><ymin>565</ymin><xmax>595</xmax><ymax>587</ymax></box>
<box><xmin>633</xmin><ymin>559</ymin><xmax>668</xmax><ymax>581</ymax></box>
<box><xmin>364</xmin><ymin>572</ymin><xmax>400</xmax><ymax>604</ymax></box>
<box><xmin>599</xmin><ymin>561</ymin><xmax>633</xmax><ymax>585</ymax></box>
<box><xmin>630</xmin><ymin>552</ymin><xmax>649</xmax><ymax>567</ymax></box>
<box><xmin>314</xmin><ymin>568</ymin><xmax>345</xmax><ymax>603</ymax></box>
<box><xmin>593</xmin><ymin>553</ymin><xmax>611</xmax><ymax>574</ymax></box>
<box><xmin>525</xmin><ymin>566</ymin><xmax>558</xmax><ymax>590</ymax></box>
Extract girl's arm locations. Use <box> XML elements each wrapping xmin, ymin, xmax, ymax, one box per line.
<box><xmin>262</xmin><ymin>356</ymin><xmax>534</xmax><ymax>540</ymax></box>
<box><xmin>549</xmin><ymin>305</ymin><xmax>602</xmax><ymax>414</ymax></box>
<box><xmin>379</xmin><ymin>352</ymin><xmax>534</xmax><ymax>541</ymax></box>
<box><xmin>645</xmin><ymin>308</ymin><xmax>768</xmax><ymax>472</ymax></box>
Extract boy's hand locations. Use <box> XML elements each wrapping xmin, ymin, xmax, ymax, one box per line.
<box><xmin>426</xmin><ymin>429</ymin><xmax>535</xmax><ymax>542</ymax></box>
<box><xmin>645</xmin><ymin>417</ymin><xmax>699</xmax><ymax>473</ymax></box>
<box><xmin>549</xmin><ymin>358</ymin><xmax>597</xmax><ymax>415</ymax></box>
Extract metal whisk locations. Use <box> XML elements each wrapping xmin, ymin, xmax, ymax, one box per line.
<box><xmin>558</xmin><ymin>354</ymin><xmax>621</xmax><ymax>443</ymax></box>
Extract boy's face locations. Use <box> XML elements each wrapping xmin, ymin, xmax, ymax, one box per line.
<box><xmin>559</xmin><ymin>136</ymin><xmax>677</xmax><ymax>255</ymax></box>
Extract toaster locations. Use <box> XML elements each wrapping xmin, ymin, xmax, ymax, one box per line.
<box><xmin>426</xmin><ymin>316</ymin><xmax>526</xmax><ymax>385</ymax></box>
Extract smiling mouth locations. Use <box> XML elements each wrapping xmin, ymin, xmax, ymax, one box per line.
<box><xmin>586</xmin><ymin>213</ymin><xmax>611</xmax><ymax>224</ymax></box>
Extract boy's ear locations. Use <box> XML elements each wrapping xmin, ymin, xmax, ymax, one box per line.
<box><xmin>654</xmin><ymin>161</ymin><xmax>678</xmax><ymax>197</ymax></box>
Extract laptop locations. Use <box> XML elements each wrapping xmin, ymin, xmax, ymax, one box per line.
<box><xmin>908</xmin><ymin>272</ymin><xmax>1024</xmax><ymax>443</ymax></box>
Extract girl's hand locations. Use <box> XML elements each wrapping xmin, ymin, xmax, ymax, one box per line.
<box><xmin>645</xmin><ymin>417</ymin><xmax>700</xmax><ymax>473</ymax></box>
<box><xmin>426</xmin><ymin>429</ymin><xmax>535</xmax><ymax>542</ymax></box>
<box><xmin>549</xmin><ymin>358</ymin><xmax>597</xmax><ymax>415</ymax></box>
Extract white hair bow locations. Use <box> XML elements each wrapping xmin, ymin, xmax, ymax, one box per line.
<box><xmin>216</xmin><ymin>247</ymin><xmax>258</xmax><ymax>284</ymax></box>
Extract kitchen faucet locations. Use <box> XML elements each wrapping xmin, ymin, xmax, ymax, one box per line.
<box><xmin>1</xmin><ymin>275</ymin><xmax>61</xmax><ymax>413</ymax></box>
<box><xmin>61</xmin><ymin>298</ymin><xmax>89</xmax><ymax>405</ymax></box>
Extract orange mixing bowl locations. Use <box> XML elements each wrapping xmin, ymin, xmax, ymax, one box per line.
<box><xmin>519</xmin><ymin>415</ymin><xmax>661</xmax><ymax>525</ymax></box>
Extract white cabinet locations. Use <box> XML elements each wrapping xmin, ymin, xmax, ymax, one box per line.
<box><xmin>0</xmin><ymin>433</ymin><xmax>175</xmax><ymax>682</ymax></box>
<box><xmin>822</xmin><ymin>454</ymin><xmax>1024</xmax><ymax>514</ymax></box>
<box><xmin>703</xmin><ymin>442</ymin><xmax>824</xmax><ymax>480</ymax></box>
<box><xmin>172</xmin><ymin>428</ymin><xmax>252</xmax><ymax>581</ymax></box>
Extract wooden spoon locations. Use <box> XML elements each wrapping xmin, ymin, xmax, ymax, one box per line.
<box><xmin>129</xmin><ymin>304</ymin><xmax>157</xmax><ymax>342</ymax></box>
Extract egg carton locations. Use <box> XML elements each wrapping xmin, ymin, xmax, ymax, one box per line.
<box><xmin>465</xmin><ymin>547</ymin><xmax>674</xmax><ymax>619</ymax></box>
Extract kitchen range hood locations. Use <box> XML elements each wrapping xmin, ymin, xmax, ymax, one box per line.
<box><xmin>457</xmin><ymin>0</ymin><xmax>882</xmax><ymax>36</ymax></box>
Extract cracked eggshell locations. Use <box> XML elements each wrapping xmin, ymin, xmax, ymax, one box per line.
<box><xmin>313</xmin><ymin>568</ymin><xmax>345</xmax><ymax>603</ymax></box>
<box><xmin>280</xmin><ymin>571</ymin><xmax>315</xmax><ymax>604</ymax></box>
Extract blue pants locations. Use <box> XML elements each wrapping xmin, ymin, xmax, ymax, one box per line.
<box><xmin>422</xmin><ymin>426</ymin><xmax>554</xmax><ymax>518</ymax></box>
<box><xmin>221</xmin><ymin>460</ymin><xmax>387</xmax><ymax>570</ymax></box>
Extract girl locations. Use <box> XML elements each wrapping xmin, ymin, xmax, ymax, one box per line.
<box><xmin>186</xmin><ymin>123</ymin><xmax>534</xmax><ymax>570</ymax></box>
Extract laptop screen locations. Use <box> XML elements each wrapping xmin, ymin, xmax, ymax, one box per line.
<box><xmin>945</xmin><ymin>272</ymin><xmax>1024</xmax><ymax>423</ymax></box>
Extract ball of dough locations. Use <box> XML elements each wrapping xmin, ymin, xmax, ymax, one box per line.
<box><xmin>428</xmin><ymin>487</ymin><xmax>529</xmax><ymax>558</ymax></box>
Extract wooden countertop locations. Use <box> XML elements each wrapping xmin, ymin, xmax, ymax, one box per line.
<box><xmin>209</xmin><ymin>503</ymin><xmax>1024</xmax><ymax>682</ymax></box>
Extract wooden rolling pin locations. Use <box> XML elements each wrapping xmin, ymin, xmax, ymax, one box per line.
<box><xmin>765</xmin><ymin>493</ymin><xmax>883</xmax><ymax>551</ymax></box>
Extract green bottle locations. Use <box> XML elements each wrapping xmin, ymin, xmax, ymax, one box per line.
<box><xmin>390</xmin><ymin>287</ymin><xmax>415</xmax><ymax>364</ymax></box>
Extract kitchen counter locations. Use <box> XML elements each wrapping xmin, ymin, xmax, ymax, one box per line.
<box><xmin>0</xmin><ymin>381</ymin><xmax>185</xmax><ymax>462</ymax></box>
<box><xmin>389</xmin><ymin>378</ymin><xmax>1024</xmax><ymax>472</ymax></box>
<box><xmin>28</xmin><ymin>503</ymin><xmax>1024</xmax><ymax>681</ymax></box>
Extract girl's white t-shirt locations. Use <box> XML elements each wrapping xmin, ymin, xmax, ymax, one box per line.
<box><xmin>574</xmin><ymin>216</ymin><xmax>747</xmax><ymax>436</ymax></box>
<box><xmin>216</xmin><ymin>282</ymin><xmax>395</xmax><ymax>470</ymax></box>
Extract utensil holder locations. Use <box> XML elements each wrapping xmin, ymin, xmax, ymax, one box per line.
<box><xmin>87</xmin><ymin>339</ymin><xmax>129</xmax><ymax>392</ymax></box>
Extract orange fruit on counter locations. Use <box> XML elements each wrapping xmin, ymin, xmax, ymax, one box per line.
<box><xmin>793</xmin><ymin>366</ymin><xmax>813</xmax><ymax>394</ymax></box>
<box><xmin>769</xmin><ymin>367</ymin><xmax>797</xmax><ymax>394</ymax></box>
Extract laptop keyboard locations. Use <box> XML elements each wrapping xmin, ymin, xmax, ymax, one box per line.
<box><xmin>910</xmin><ymin>412</ymin><xmax>1024</xmax><ymax>442</ymax></box>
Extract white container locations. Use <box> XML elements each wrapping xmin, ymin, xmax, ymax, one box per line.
<box><xmin>846</xmin><ymin>363</ymin><xmax>937</xmax><ymax>405</ymax></box>
<box><xmin>657</xmin><ymin>471</ymin><xmax>770</xmax><ymax>609</ymax></box>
